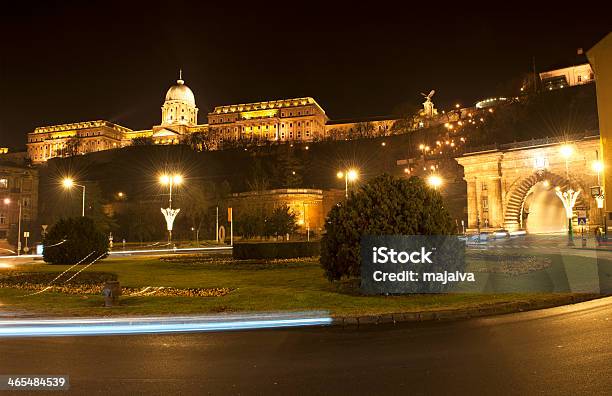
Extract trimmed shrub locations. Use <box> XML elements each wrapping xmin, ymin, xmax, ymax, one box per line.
<box><xmin>320</xmin><ymin>174</ymin><xmax>455</xmax><ymax>281</ymax></box>
<box><xmin>43</xmin><ymin>217</ymin><xmax>109</xmax><ymax>265</ymax></box>
<box><xmin>233</xmin><ymin>241</ymin><xmax>320</xmax><ymax>260</ymax></box>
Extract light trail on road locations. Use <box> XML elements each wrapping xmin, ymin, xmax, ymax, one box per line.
<box><xmin>0</xmin><ymin>312</ymin><xmax>333</xmax><ymax>337</ymax></box>
<box><xmin>0</xmin><ymin>245</ymin><xmax>233</xmax><ymax>259</ymax></box>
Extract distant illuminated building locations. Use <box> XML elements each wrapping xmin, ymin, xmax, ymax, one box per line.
<box><xmin>26</xmin><ymin>72</ymin><xmax>336</xmax><ymax>163</ymax></box>
<box><xmin>208</xmin><ymin>98</ymin><xmax>328</xmax><ymax>143</ymax></box>
<box><xmin>25</xmin><ymin>72</ymin><xmax>472</xmax><ymax>163</ymax></box>
<box><xmin>539</xmin><ymin>48</ymin><xmax>595</xmax><ymax>91</ymax></box>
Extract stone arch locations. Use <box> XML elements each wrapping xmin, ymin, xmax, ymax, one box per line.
<box><xmin>503</xmin><ymin>170</ymin><xmax>587</xmax><ymax>231</ymax></box>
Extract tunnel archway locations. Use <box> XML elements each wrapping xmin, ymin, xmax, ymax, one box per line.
<box><xmin>504</xmin><ymin>170</ymin><xmax>586</xmax><ymax>232</ymax></box>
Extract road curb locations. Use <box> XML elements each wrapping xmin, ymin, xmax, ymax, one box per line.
<box><xmin>333</xmin><ymin>294</ymin><xmax>602</xmax><ymax>328</ymax></box>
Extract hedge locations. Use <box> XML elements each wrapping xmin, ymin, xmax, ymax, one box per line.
<box><xmin>232</xmin><ymin>241</ymin><xmax>320</xmax><ymax>260</ymax></box>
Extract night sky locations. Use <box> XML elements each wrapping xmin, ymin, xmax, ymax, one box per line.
<box><xmin>1</xmin><ymin>1</ymin><xmax>609</xmax><ymax>149</ymax></box>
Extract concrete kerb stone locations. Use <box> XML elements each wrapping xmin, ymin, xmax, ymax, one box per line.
<box><xmin>333</xmin><ymin>294</ymin><xmax>602</xmax><ymax>329</ymax></box>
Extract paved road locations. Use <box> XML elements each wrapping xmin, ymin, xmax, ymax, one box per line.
<box><xmin>1</xmin><ymin>297</ymin><xmax>611</xmax><ymax>395</ymax></box>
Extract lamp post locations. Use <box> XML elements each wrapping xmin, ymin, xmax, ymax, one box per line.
<box><xmin>558</xmin><ymin>144</ymin><xmax>578</xmax><ymax>245</ymax></box>
<box><xmin>159</xmin><ymin>174</ymin><xmax>183</xmax><ymax>244</ymax></box>
<box><xmin>592</xmin><ymin>159</ymin><xmax>605</xmax><ymax>237</ymax></box>
<box><xmin>3</xmin><ymin>197</ymin><xmax>22</xmax><ymax>255</ymax></box>
<box><xmin>337</xmin><ymin>169</ymin><xmax>359</xmax><ymax>199</ymax></box>
<box><xmin>62</xmin><ymin>178</ymin><xmax>86</xmax><ymax>217</ymax></box>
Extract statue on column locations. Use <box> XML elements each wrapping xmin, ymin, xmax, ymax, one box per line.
<box><xmin>420</xmin><ymin>90</ymin><xmax>438</xmax><ymax>118</ymax></box>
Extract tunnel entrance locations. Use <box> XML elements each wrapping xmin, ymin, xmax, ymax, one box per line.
<box><xmin>522</xmin><ymin>181</ymin><xmax>567</xmax><ymax>234</ymax></box>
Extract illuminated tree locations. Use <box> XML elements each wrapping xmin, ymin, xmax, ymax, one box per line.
<box><xmin>320</xmin><ymin>174</ymin><xmax>455</xmax><ymax>281</ymax></box>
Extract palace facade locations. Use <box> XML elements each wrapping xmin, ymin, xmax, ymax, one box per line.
<box><xmin>26</xmin><ymin>74</ymin><xmax>345</xmax><ymax>163</ymax></box>
<box><xmin>26</xmin><ymin>71</ymin><xmax>465</xmax><ymax>163</ymax></box>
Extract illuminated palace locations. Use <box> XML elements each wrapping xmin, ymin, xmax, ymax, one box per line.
<box><xmin>27</xmin><ymin>73</ymin><xmax>352</xmax><ymax>163</ymax></box>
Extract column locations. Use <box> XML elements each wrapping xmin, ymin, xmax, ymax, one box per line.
<box><xmin>466</xmin><ymin>178</ymin><xmax>478</xmax><ymax>229</ymax></box>
<box><xmin>488</xmin><ymin>177</ymin><xmax>504</xmax><ymax>228</ymax></box>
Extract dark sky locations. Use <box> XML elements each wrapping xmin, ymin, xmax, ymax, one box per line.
<box><xmin>0</xmin><ymin>1</ymin><xmax>609</xmax><ymax>149</ymax></box>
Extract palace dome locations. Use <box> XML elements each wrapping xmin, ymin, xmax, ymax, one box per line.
<box><xmin>165</xmin><ymin>78</ymin><xmax>196</xmax><ymax>106</ymax></box>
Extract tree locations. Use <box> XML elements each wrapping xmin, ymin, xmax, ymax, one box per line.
<box><xmin>264</xmin><ymin>205</ymin><xmax>298</xmax><ymax>238</ymax></box>
<box><xmin>43</xmin><ymin>217</ymin><xmax>109</xmax><ymax>265</ymax></box>
<box><xmin>247</xmin><ymin>159</ymin><xmax>271</xmax><ymax>191</ymax></box>
<box><xmin>320</xmin><ymin>174</ymin><xmax>455</xmax><ymax>281</ymax></box>
<box><xmin>132</xmin><ymin>136</ymin><xmax>153</xmax><ymax>145</ymax></box>
<box><xmin>123</xmin><ymin>204</ymin><xmax>159</xmax><ymax>242</ymax></box>
<box><xmin>64</xmin><ymin>137</ymin><xmax>81</xmax><ymax>157</ymax></box>
<box><xmin>178</xmin><ymin>180</ymin><xmax>214</xmax><ymax>240</ymax></box>
<box><xmin>235</xmin><ymin>210</ymin><xmax>264</xmax><ymax>239</ymax></box>
<box><xmin>353</xmin><ymin>121</ymin><xmax>375</xmax><ymax>138</ymax></box>
<box><xmin>274</xmin><ymin>145</ymin><xmax>304</xmax><ymax>188</ymax></box>
<box><xmin>85</xmin><ymin>182</ymin><xmax>118</xmax><ymax>235</ymax></box>
<box><xmin>391</xmin><ymin>101</ymin><xmax>420</xmax><ymax>135</ymax></box>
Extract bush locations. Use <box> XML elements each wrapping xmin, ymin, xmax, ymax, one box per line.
<box><xmin>233</xmin><ymin>241</ymin><xmax>320</xmax><ymax>260</ymax></box>
<box><xmin>43</xmin><ymin>217</ymin><xmax>109</xmax><ymax>265</ymax></box>
<box><xmin>320</xmin><ymin>174</ymin><xmax>455</xmax><ymax>281</ymax></box>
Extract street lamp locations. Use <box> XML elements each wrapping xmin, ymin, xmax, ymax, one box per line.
<box><xmin>592</xmin><ymin>160</ymin><xmax>605</xmax><ymax>236</ymax></box>
<box><xmin>557</xmin><ymin>144</ymin><xmax>578</xmax><ymax>244</ymax></box>
<box><xmin>337</xmin><ymin>169</ymin><xmax>359</xmax><ymax>199</ymax></box>
<box><xmin>159</xmin><ymin>174</ymin><xmax>183</xmax><ymax>244</ymax></box>
<box><xmin>62</xmin><ymin>177</ymin><xmax>86</xmax><ymax>217</ymax></box>
<box><xmin>3</xmin><ymin>198</ymin><xmax>22</xmax><ymax>255</ymax></box>
<box><xmin>427</xmin><ymin>174</ymin><xmax>443</xmax><ymax>190</ymax></box>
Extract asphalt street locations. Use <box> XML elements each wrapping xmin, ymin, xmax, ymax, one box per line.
<box><xmin>1</xmin><ymin>296</ymin><xmax>611</xmax><ymax>395</ymax></box>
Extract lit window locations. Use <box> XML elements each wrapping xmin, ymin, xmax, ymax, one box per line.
<box><xmin>0</xmin><ymin>179</ymin><xmax>7</xmax><ymax>189</ymax></box>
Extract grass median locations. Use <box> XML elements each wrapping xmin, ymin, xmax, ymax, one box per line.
<box><xmin>0</xmin><ymin>252</ymin><xmax>606</xmax><ymax>317</ymax></box>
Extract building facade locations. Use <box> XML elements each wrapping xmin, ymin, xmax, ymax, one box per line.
<box><xmin>26</xmin><ymin>74</ymin><xmax>337</xmax><ymax>163</ymax></box>
<box><xmin>539</xmin><ymin>49</ymin><xmax>595</xmax><ymax>91</ymax></box>
<box><xmin>209</xmin><ymin>98</ymin><xmax>328</xmax><ymax>143</ymax></box>
<box><xmin>457</xmin><ymin>135</ymin><xmax>601</xmax><ymax>232</ymax></box>
<box><xmin>0</xmin><ymin>164</ymin><xmax>38</xmax><ymax>244</ymax></box>
<box><xmin>228</xmin><ymin>188</ymin><xmax>345</xmax><ymax>235</ymax></box>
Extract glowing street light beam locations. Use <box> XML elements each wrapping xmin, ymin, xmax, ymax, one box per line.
<box><xmin>337</xmin><ymin>169</ymin><xmax>359</xmax><ymax>199</ymax></box>
<box><xmin>427</xmin><ymin>175</ymin><xmax>443</xmax><ymax>190</ymax></box>
<box><xmin>62</xmin><ymin>177</ymin><xmax>86</xmax><ymax>217</ymax></box>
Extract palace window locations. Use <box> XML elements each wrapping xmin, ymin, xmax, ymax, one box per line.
<box><xmin>0</xmin><ymin>213</ymin><xmax>5</xmax><ymax>224</ymax></box>
<box><xmin>0</xmin><ymin>178</ymin><xmax>7</xmax><ymax>189</ymax></box>
<box><xmin>481</xmin><ymin>182</ymin><xmax>487</xmax><ymax>191</ymax></box>
<box><xmin>482</xmin><ymin>197</ymin><xmax>489</xmax><ymax>212</ymax></box>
